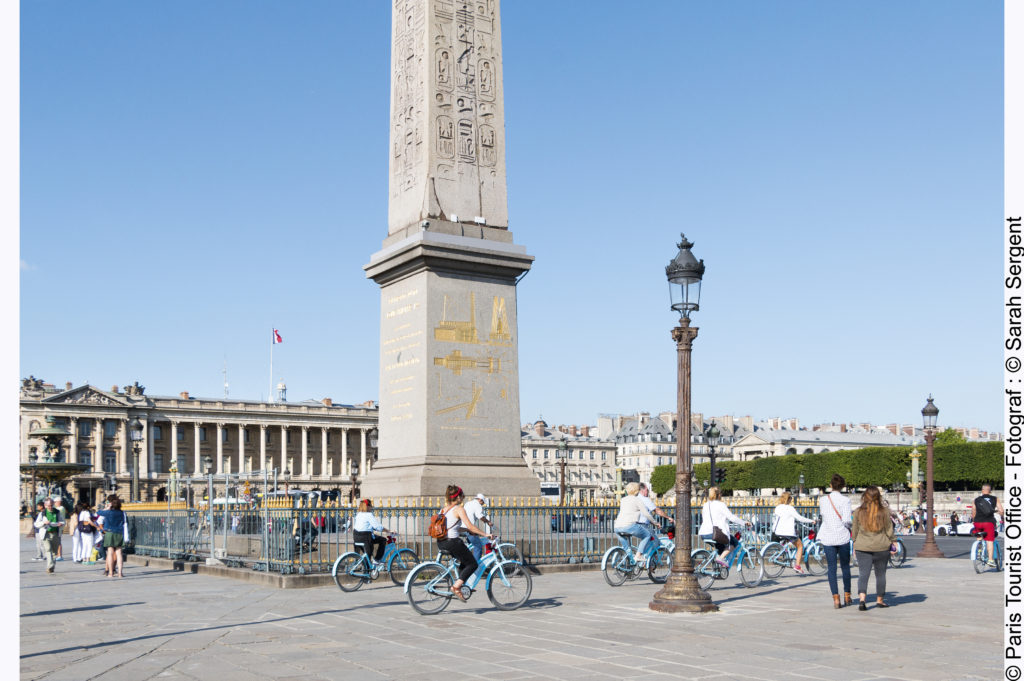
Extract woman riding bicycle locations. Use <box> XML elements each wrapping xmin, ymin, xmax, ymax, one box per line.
<box><xmin>699</xmin><ymin>486</ymin><xmax>751</xmax><ymax>567</ymax></box>
<box><xmin>437</xmin><ymin>485</ymin><xmax>493</xmax><ymax>601</ymax></box>
<box><xmin>613</xmin><ymin>482</ymin><xmax>658</xmax><ymax>564</ymax></box>
<box><xmin>353</xmin><ymin>499</ymin><xmax>393</xmax><ymax>567</ymax></box>
<box><xmin>771</xmin><ymin>491</ymin><xmax>816</xmax><ymax>573</ymax></box>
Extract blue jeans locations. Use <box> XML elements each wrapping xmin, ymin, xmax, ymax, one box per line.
<box><xmin>616</xmin><ymin>523</ymin><xmax>652</xmax><ymax>555</ymax></box>
<box><xmin>823</xmin><ymin>543</ymin><xmax>852</xmax><ymax>596</ymax></box>
<box><xmin>467</xmin><ymin>534</ymin><xmax>486</xmax><ymax>561</ymax></box>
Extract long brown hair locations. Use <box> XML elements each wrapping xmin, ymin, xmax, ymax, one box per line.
<box><xmin>854</xmin><ymin>486</ymin><xmax>886</xmax><ymax>532</ymax></box>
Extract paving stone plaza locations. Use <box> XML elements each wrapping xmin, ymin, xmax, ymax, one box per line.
<box><xmin>20</xmin><ymin>535</ymin><xmax>999</xmax><ymax>681</ymax></box>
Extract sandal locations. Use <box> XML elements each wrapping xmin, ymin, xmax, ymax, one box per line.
<box><xmin>450</xmin><ymin>585</ymin><xmax>467</xmax><ymax>602</ymax></box>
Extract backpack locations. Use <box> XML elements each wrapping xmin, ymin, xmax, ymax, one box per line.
<box><xmin>976</xmin><ymin>496</ymin><xmax>994</xmax><ymax>518</ymax></box>
<box><xmin>428</xmin><ymin>506</ymin><xmax>449</xmax><ymax>540</ymax></box>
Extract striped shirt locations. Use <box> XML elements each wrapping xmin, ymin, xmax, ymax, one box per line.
<box><xmin>817</xmin><ymin>491</ymin><xmax>852</xmax><ymax>546</ymax></box>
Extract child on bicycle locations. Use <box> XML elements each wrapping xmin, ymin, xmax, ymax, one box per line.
<box><xmin>771</xmin><ymin>492</ymin><xmax>816</xmax><ymax>574</ymax></box>
<box><xmin>353</xmin><ymin>499</ymin><xmax>393</xmax><ymax>567</ymax></box>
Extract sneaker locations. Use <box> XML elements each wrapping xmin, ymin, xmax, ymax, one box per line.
<box><xmin>32</xmin><ymin>557</ymin><xmax>43</xmax><ymax>561</ymax></box>
<box><xmin>633</xmin><ymin>552</ymin><xmax>644</xmax><ymax>564</ymax></box>
<box><xmin>56</xmin><ymin>557</ymin><xmax>64</xmax><ymax>562</ymax></box>
<box><xmin>715</xmin><ymin>558</ymin><xmax>728</xmax><ymax>568</ymax></box>
<box><xmin>793</xmin><ymin>564</ymin><xmax>804</xmax><ymax>574</ymax></box>
<box><xmin>987</xmin><ymin>559</ymin><xmax>998</xmax><ymax>567</ymax></box>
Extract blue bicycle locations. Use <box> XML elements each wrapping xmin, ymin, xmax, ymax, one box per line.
<box><xmin>601</xmin><ymin>531</ymin><xmax>673</xmax><ymax>586</ymax></box>
<box><xmin>971</xmin><ymin>529</ymin><xmax>1003</xmax><ymax>573</ymax></box>
<box><xmin>404</xmin><ymin>537</ymin><xmax>532</xmax><ymax>615</ymax></box>
<box><xmin>332</xmin><ymin>534</ymin><xmax>419</xmax><ymax>591</ymax></box>
<box><xmin>692</xmin><ymin>526</ymin><xmax>763</xmax><ymax>589</ymax></box>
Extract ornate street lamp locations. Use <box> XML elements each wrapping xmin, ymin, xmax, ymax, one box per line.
<box><xmin>557</xmin><ymin>439</ymin><xmax>568</xmax><ymax>506</ymax></box>
<box><xmin>129</xmin><ymin>417</ymin><xmax>144</xmax><ymax>502</ymax></box>
<box><xmin>798</xmin><ymin>472</ymin><xmax>805</xmax><ymax>500</ymax></box>
<box><xmin>651</xmin><ymin>234</ymin><xmax>717</xmax><ymax>613</ymax></box>
<box><xmin>917</xmin><ymin>396</ymin><xmax>945</xmax><ymax>558</ymax></box>
<box><xmin>349</xmin><ymin>462</ymin><xmax>359</xmax><ymax>503</ymax></box>
<box><xmin>28</xmin><ymin>450</ymin><xmax>38</xmax><ymax>504</ymax></box>
<box><xmin>705</xmin><ymin>420</ymin><xmax>721</xmax><ymax>486</ymax></box>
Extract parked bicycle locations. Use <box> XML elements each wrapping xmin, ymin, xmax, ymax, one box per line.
<box><xmin>971</xmin><ymin>529</ymin><xmax>1003</xmax><ymax>573</ymax></box>
<box><xmin>692</xmin><ymin>526</ymin><xmax>763</xmax><ymax>589</ymax></box>
<box><xmin>761</xmin><ymin>530</ymin><xmax>827</xmax><ymax>578</ymax></box>
<box><xmin>404</xmin><ymin>537</ymin><xmax>532</xmax><ymax>615</ymax></box>
<box><xmin>601</xmin><ymin>530</ymin><xmax>674</xmax><ymax>586</ymax></box>
<box><xmin>332</xmin><ymin>534</ymin><xmax>419</xmax><ymax>591</ymax></box>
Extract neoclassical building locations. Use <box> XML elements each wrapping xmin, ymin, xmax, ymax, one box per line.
<box><xmin>19</xmin><ymin>378</ymin><xmax>378</xmax><ymax>504</ymax></box>
<box><xmin>520</xmin><ymin>421</ymin><xmax>617</xmax><ymax>501</ymax></box>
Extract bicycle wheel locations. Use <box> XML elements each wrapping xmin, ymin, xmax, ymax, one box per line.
<box><xmin>647</xmin><ymin>547</ymin><xmax>672</xmax><ymax>584</ymax></box>
<box><xmin>406</xmin><ymin>563</ymin><xmax>453</xmax><ymax>615</ymax></box>
<box><xmin>332</xmin><ymin>552</ymin><xmax>367</xmax><ymax>592</ymax></box>
<box><xmin>496</xmin><ymin>542</ymin><xmax>524</xmax><ymax>565</ymax></box>
<box><xmin>602</xmin><ymin>547</ymin><xmax>629</xmax><ymax>587</ymax></box>
<box><xmin>487</xmin><ymin>560</ymin><xmax>533</xmax><ymax>610</ymax></box>
<box><xmin>739</xmin><ymin>550</ymin><xmax>763</xmax><ymax>588</ymax></box>
<box><xmin>760</xmin><ymin>543</ymin><xmax>787</xmax><ymax>578</ymax></box>
<box><xmin>804</xmin><ymin>544</ymin><xmax>827</xmax><ymax>575</ymax></box>
<box><xmin>388</xmin><ymin>548</ymin><xmax>419</xmax><ymax>586</ymax></box>
<box><xmin>888</xmin><ymin>540</ymin><xmax>906</xmax><ymax>568</ymax></box>
<box><xmin>691</xmin><ymin>549</ymin><xmax>716</xmax><ymax>591</ymax></box>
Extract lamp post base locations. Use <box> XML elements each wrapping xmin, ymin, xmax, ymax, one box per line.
<box><xmin>649</xmin><ymin>574</ymin><xmax>719</xmax><ymax>613</ymax></box>
<box><xmin>916</xmin><ymin>542</ymin><xmax>946</xmax><ymax>559</ymax></box>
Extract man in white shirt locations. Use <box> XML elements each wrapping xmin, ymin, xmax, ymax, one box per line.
<box><xmin>637</xmin><ymin>483</ymin><xmax>672</xmax><ymax>561</ymax></box>
<box><xmin>463</xmin><ymin>494</ymin><xmax>497</xmax><ymax>560</ymax></box>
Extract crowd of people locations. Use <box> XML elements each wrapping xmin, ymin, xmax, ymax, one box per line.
<box><xmin>30</xmin><ymin>494</ymin><xmax>129</xmax><ymax>578</ymax></box>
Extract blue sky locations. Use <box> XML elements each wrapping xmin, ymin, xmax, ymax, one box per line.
<box><xmin>19</xmin><ymin>1</ymin><xmax>1003</xmax><ymax>433</ymax></box>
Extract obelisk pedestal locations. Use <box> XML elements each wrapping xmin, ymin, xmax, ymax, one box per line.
<box><xmin>361</xmin><ymin>0</ymin><xmax>538</xmax><ymax>498</ymax></box>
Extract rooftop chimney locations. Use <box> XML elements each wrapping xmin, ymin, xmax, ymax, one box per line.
<box><xmin>534</xmin><ymin>422</ymin><xmax>545</xmax><ymax>437</ymax></box>
<box><xmin>570</xmin><ymin>425</ymin><xmax>577</xmax><ymax>436</ymax></box>
<box><xmin>111</xmin><ymin>385</ymin><xmax>119</xmax><ymax>393</ymax></box>
<box><xmin>581</xmin><ymin>425</ymin><xmax>590</xmax><ymax>437</ymax></box>
<box><xmin>65</xmin><ymin>382</ymin><xmax>72</xmax><ymax>391</ymax></box>
<box><xmin>322</xmin><ymin>398</ymin><xmax>333</xmax><ymax>406</ymax></box>
<box><xmin>180</xmin><ymin>391</ymin><xmax>190</xmax><ymax>400</ymax></box>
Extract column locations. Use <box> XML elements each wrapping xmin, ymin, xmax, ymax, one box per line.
<box><xmin>259</xmin><ymin>424</ymin><xmax>267</xmax><ymax>472</ymax></box>
<box><xmin>171</xmin><ymin>421</ymin><xmax>179</xmax><ymax>472</ymax></box>
<box><xmin>96</xmin><ymin>418</ymin><xmax>105</xmax><ymax>471</ymax></box>
<box><xmin>341</xmin><ymin>428</ymin><xmax>348</xmax><ymax>476</ymax></box>
<box><xmin>119</xmin><ymin>419</ymin><xmax>128</xmax><ymax>474</ymax></box>
<box><xmin>360</xmin><ymin>428</ymin><xmax>367</xmax><ymax>475</ymax></box>
<box><xmin>144</xmin><ymin>418</ymin><xmax>153</xmax><ymax>477</ymax></box>
<box><xmin>320</xmin><ymin>428</ymin><xmax>328</xmax><ymax>479</ymax></box>
<box><xmin>216</xmin><ymin>423</ymin><xmax>224</xmax><ymax>474</ymax></box>
<box><xmin>238</xmin><ymin>424</ymin><xmax>246</xmax><ymax>473</ymax></box>
<box><xmin>69</xmin><ymin>417</ymin><xmax>78</xmax><ymax>463</ymax></box>
<box><xmin>193</xmin><ymin>423</ymin><xmax>201</xmax><ymax>475</ymax></box>
<box><xmin>280</xmin><ymin>426</ymin><xmax>288</xmax><ymax>473</ymax></box>
<box><xmin>301</xmin><ymin>426</ymin><xmax>309</xmax><ymax>478</ymax></box>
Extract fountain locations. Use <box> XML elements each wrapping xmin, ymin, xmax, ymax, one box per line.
<box><xmin>22</xmin><ymin>415</ymin><xmax>92</xmax><ymax>503</ymax></box>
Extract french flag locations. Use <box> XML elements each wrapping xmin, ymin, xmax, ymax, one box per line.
<box><xmin>273</xmin><ymin>329</ymin><xmax>283</xmax><ymax>344</ymax></box>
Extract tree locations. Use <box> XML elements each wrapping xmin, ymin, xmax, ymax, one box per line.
<box><xmin>649</xmin><ymin>465</ymin><xmax>675</xmax><ymax>496</ymax></box>
<box><xmin>934</xmin><ymin>428</ymin><xmax>967</xmax><ymax>447</ymax></box>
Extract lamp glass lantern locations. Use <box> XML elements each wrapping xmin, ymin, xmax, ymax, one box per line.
<box><xmin>28</xmin><ymin>450</ymin><xmax>38</xmax><ymax>465</ymax></box>
<box><xmin>798</xmin><ymin>472</ymin><xmax>805</xmax><ymax>486</ymax></box>
<box><xmin>922</xmin><ymin>395</ymin><xmax>939</xmax><ymax>430</ymax></box>
<box><xmin>368</xmin><ymin>429</ymin><xmax>378</xmax><ymax>449</ymax></box>
<box><xmin>705</xmin><ymin>421</ymin><xmax>721</xmax><ymax>448</ymax></box>
<box><xmin>129</xmin><ymin>417</ymin><xmax>144</xmax><ymax>442</ymax></box>
<box><xmin>350</xmin><ymin>462</ymin><xmax>358</xmax><ymax>477</ymax></box>
<box><xmin>666</xmin><ymin>233</ymin><xmax>705</xmax><ymax>319</ymax></box>
<box><xmin>202</xmin><ymin>455</ymin><xmax>213</xmax><ymax>474</ymax></box>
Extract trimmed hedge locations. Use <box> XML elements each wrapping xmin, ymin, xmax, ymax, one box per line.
<box><xmin>649</xmin><ymin>465</ymin><xmax>675</xmax><ymax>496</ymax></box>
<box><xmin>652</xmin><ymin>441</ymin><xmax>1003</xmax><ymax>493</ymax></box>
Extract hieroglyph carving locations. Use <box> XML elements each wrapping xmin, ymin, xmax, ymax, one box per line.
<box><xmin>388</xmin><ymin>0</ymin><xmax>508</xmax><ymax>233</ymax></box>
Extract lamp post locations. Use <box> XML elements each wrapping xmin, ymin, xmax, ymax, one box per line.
<box><xmin>129</xmin><ymin>417</ymin><xmax>144</xmax><ymax>502</ymax></box>
<box><xmin>650</xmin><ymin>233</ymin><xmax>717</xmax><ymax>613</ymax></box>
<box><xmin>917</xmin><ymin>396</ymin><xmax>945</xmax><ymax>558</ymax></box>
<box><xmin>28</xmin><ymin>450</ymin><xmax>38</xmax><ymax>504</ymax></box>
<box><xmin>909</xmin><ymin>448</ymin><xmax>922</xmax><ymax>507</ymax></box>
<box><xmin>557</xmin><ymin>439</ymin><xmax>568</xmax><ymax>506</ymax></box>
<box><xmin>705</xmin><ymin>420</ymin><xmax>721</xmax><ymax>487</ymax></box>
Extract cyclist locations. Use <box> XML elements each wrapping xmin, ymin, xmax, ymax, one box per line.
<box><xmin>698</xmin><ymin>486</ymin><xmax>751</xmax><ymax>567</ymax></box>
<box><xmin>637</xmin><ymin>483</ymin><xmax>672</xmax><ymax>560</ymax></box>
<box><xmin>972</xmin><ymin>483</ymin><xmax>1003</xmax><ymax>567</ymax></box>
<box><xmin>613</xmin><ymin>482</ymin><xmax>658</xmax><ymax>564</ymax></box>
<box><xmin>352</xmin><ymin>499</ymin><xmax>393</xmax><ymax>568</ymax></box>
<box><xmin>771</xmin><ymin>492</ymin><xmax>815</xmax><ymax>574</ymax></box>
<box><xmin>437</xmin><ymin>485</ymin><xmax>493</xmax><ymax>601</ymax></box>
<box><xmin>462</xmin><ymin>493</ymin><xmax>497</xmax><ymax>561</ymax></box>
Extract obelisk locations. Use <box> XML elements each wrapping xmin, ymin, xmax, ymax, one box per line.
<box><xmin>361</xmin><ymin>0</ymin><xmax>539</xmax><ymax>498</ymax></box>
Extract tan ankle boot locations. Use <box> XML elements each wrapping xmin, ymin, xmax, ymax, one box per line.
<box><xmin>833</xmin><ymin>594</ymin><xmax>841</xmax><ymax>609</ymax></box>
<box><xmin>844</xmin><ymin>592</ymin><xmax>853</xmax><ymax>607</ymax></box>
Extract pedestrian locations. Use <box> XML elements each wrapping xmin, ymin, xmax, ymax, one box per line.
<box><xmin>819</xmin><ymin>473</ymin><xmax>853</xmax><ymax>609</ymax></box>
<box><xmin>52</xmin><ymin>496</ymin><xmax>67</xmax><ymax>561</ymax></box>
<box><xmin>853</xmin><ymin>486</ymin><xmax>895</xmax><ymax>610</ymax></box>
<box><xmin>950</xmin><ymin>511</ymin><xmax>959</xmax><ymax>536</ymax></box>
<box><xmin>34</xmin><ymin>498</ymin><xmax>64</xmax><ymax>573</ymax></box>
<box><xmin>98</xmin><ymin>496</ymin><xmax>128</xmax><ymax>578</ymax></box>
<box><xmin>31</xmin><ymin>501</ymin><xmax>45</xmax><ymax>560</ymax></box>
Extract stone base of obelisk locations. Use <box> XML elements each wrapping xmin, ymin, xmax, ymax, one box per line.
<box><xmin>361</xmin><ymin>220</ymin><xmax>539</xmax><ymax>500</ymax></box>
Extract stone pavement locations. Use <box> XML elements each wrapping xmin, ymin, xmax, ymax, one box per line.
<box><xmin>20</xmin><ymin>537</ymin><xmax>1000</xmax><ymax>681</ymax></box>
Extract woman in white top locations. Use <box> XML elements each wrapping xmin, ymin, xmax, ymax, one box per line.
<box><xmin>613</xmin><ymin>482</ymin><xmax>658</xmax><ymax>562</ymax></box>
<box><xmin>352</xmin><ymin>499</ymin><xmax>392</xmax><ymax>566</ymax></box>
<box><xmin>698</xmin><ymin>487</ymin><xmax>751</xmax><ymax>566</ymax></box>
<box><xmin>771</xmin><ymin>492</ymin><xmax>815</xmax><ymax>574</ymax></box>
<box><xmin>437</xmin><ymin>485</ymin><xmax>493</xmax><ymax>601</ymax></box>
<box><xmin>818</xmin><ymin>473</ymin><xmax>854</xmax><ymax>608</ymax></box>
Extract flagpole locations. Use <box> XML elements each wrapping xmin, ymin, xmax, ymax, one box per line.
<box><xmin>269</xmin><ymin>328</ymin><xmax>274</xmax><ymax>404</ymax></box>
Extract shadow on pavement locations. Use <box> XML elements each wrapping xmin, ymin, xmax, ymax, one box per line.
<box><xmin>22</xmin><ymin>602</ymin><xmax>145</xmax><ymax>617</ymax></box>
<box><xmin>21</xmin><ymin>569</ymin><xmax>195</xmax><ymax>590</ymax></box>
<box><xmin>885</xmin><ymin>592</ymin><xmax>928</xmax><ymax>605</ymax></box>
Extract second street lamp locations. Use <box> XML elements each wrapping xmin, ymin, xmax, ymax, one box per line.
<box><xmin>705</xmin><ymin>420</ymin><xmax>721</xmax><ymax>487</ymax></box>
<box><xmin>129</xmin><ymin>417</ymin><xmax>144</xmax><ymax>502</ymax></box>
<box><xmin>918</xmin><ymin>396</ymin><xmax>945</xmax><ymax>558</ymax></box>
<box><xmin>557</xmin><ymin>439</ymin><xmax>568</xmax><ymax>506</ymax></box>
<box><xmin>650</xmin><ymin>234</ymin><xmax>717</xmax><ymax>614</ymax></box>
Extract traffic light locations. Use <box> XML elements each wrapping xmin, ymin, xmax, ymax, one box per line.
<box><xmin>714</xmin><ymin>468</ymin><xmax>726</xmax><ymax>484</ymax></box>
